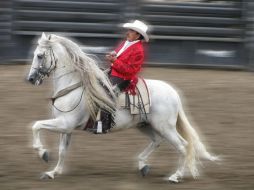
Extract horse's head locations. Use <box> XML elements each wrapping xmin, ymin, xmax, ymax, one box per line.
<box><xmin>27</xmin><ymin>32</ymin><xmax>58</xmax><ymax>85</ymax></box>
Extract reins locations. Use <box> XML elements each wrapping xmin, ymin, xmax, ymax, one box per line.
<box><xmin>44</xmin><ymin>48</ymin><xmax>85</xmax><ymax>113</ymax></box>
<box><xmin>51</xmin><ymin>83</ymin><xmax>85</xmax><ymax>113</ymax></box>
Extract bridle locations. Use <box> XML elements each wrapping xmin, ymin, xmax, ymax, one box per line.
<box><xmin>32</xmin><ymin>47</ymin><xmax>58</xmax><ymax>84</ymax></box>
<box><xmin>33</xmin><ymin>46</ymin><xmax>85</xmax><ymax>113</ymax></box>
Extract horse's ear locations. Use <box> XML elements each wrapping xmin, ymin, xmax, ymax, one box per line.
<box><xmin>48</xmin><ymin>34</ymin><xmax>51</xmax><ymax>40</ymax></box>
<box><xmin>41</xmin><ymin>32</ymin><xmax>47</xmax><ymax>40</ymax></box>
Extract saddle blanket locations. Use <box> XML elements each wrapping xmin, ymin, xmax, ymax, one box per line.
<box><xmin>118</xmin><ymin>78</ymin><xmax>151</xmax><ymax>114</ymax></box>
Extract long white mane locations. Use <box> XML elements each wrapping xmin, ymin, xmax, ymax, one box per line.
<box><xmin>39</xmin><ymin>34</ymin><xmax>117</xmax><ymax>120</ymax></box>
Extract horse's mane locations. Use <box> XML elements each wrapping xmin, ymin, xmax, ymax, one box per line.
<box><xmin>41</xmin><ymin>34</ymin><xmax>116</xmax><ymax>120</ymax></box>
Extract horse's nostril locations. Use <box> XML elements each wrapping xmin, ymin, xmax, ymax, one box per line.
<box><xmin>28</xmin><ymin>77</ymin><xmax>34</xmax><ymax>82</ymax></box>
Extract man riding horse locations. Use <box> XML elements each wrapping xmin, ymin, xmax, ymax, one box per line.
<box><xmin>93</xmin><ymin>20</ymin><xmax>149</xmax><ymax>133</ymax></box>
<box><xmin>28</xmin><ymin>28</ymin><xmax>218</xmax><ymax>182</ymax></box>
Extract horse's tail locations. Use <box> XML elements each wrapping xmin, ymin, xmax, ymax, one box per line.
<box><xmin>176</xmin><ymin>102</ymin><xmax>219</xmax><ymax>177</ymax></box>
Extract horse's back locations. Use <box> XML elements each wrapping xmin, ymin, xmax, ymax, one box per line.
<box><xmin>145</xmin><ymin>79</ymin><xmax>180</xmax><ymax>101</ymax></box>
<box><xmin>144</xmin><ymin>79</ymin><xmax>181</xmax><ymax>118</ymax></box>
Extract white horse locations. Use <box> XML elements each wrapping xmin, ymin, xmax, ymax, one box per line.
<box><xmin>27</xmin><ymin>33</ymin><xmax>218</xmax><ymax>182</ymax></box>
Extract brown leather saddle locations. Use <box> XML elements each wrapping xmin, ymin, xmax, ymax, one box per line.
<box><xmin>118</xmin><ymin>78</ymin><xmax>151</xmax><ymax>118</ymax></box>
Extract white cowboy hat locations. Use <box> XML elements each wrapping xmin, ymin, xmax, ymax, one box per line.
<box><xmin>123</xmin><ymin>20</ymin><xmax>149</xmax><ymax>42</ymax></box>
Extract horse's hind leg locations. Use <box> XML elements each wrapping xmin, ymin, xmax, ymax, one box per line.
<box><xmin>41</xmin><ymin>133</ymin><xmax>72</xmax><ymax>179</ymax></box>
<box><xmin>157</xmin><ymin>121</ymin><xmax>188</xmax><ymax>183</ymax></box>
<box><xmin>137</xmin><ymin>125</ymin><xmax>162</xmax><ymax>176</ymax></box>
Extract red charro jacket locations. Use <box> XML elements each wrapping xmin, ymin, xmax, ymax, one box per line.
<box><xmin>110</xmin><ymin>41</ymin><xmax>144</xmax><ymax>81</ymax></box>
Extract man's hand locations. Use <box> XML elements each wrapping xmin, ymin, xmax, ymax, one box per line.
<box><xmin>109</xmin><ymin>51</ymin><xmax>117</xmax><ymax>57</ymax></box>
<box><xmin>105</xmin><ymin>52</ymin><xmax>117</xmax><ymax>63</ymax></box>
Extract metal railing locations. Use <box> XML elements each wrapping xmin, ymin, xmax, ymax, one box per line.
<box><xmin>0</xmin><ymin>0</ymin><xmax>252</xmax><ymax>69</ymax></box>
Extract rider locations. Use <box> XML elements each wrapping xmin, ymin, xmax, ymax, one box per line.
<box><xmin>106</xmin><ymin>20</ymin><xmax>149</xmax><ymax>94</ymax></box>
<box><xmin>93</xmin><ymin>20</ymin><xmax>149</xmax><ymax>134</ymax></box>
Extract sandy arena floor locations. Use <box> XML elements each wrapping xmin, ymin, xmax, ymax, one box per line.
<box><xmin>0</xmin><ymin>65</ymin><xmax>254</xmax><ymax>190</ymax></box>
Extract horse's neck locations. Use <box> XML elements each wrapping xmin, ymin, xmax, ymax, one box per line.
<box><xmin>52</xmin><ymin>62</ymin><xmax>81</xmax><ymax>94</ymax></box>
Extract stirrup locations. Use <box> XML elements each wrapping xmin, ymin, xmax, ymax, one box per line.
<box><xmin>92</xmin><ymin>109</ymin><xmax>112</xmax><ymax>134</ymax></box>
<box><xmin>92</xmin><ymin>122</ymin><xmax>110</xmax><ymax>134</ymax></box>
<box><xmin>95</xmin><ymin>120</ymin><xmax>103</xmax><ymax>134</ymax></box>
<box><xmin>92</xmin><ymin>109</ymin><xmax>103</xmax><ymax>134</ymax></box>
<box><xmin>87</xmin><ymin>120</ymin><xmax>103</xmax><ymax>134</ymax></box>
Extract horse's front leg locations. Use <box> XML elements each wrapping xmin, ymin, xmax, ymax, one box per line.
<box><xmin>41</xmin><ymin>133</ymin><xmax>72</xmax><ymax>179</ymax></box>
<box><xmin>32</xmin><ymin>118</ymin><xmax>72</xmax><ymax>162</ymax></box>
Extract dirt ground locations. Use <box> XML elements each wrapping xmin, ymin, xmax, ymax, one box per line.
<box><xmin>0</xmin><ymin>65</ymin><xmax>254</xmax><ymax>190</ymax></box>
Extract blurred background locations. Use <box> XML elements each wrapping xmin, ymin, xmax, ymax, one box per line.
<box><xmin>1</xmin><ymin>1</ymin><xmax>254</xmax><ymax>190</ymax></box>
<box><xmin>0</xmin><ymin>0</ymin><xmax>253</xmax><ymax>68</ymax></box>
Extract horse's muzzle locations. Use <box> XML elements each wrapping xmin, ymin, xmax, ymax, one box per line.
<box><xmin>27</xmin><ymin>73</ymin><xmax>43</xmax><ymax>85</ymax></box>
<box><xmin>28</xmin><ymin>76</ymin><xmax>35</xmax><ymax>84</ymax></box>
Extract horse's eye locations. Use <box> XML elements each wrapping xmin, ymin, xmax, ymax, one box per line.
<box><xmin>37</xmin><ymin>53</ymin><xmax>44</xmax><ymax>59</ymax></box>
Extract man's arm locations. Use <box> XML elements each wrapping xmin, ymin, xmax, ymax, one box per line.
<box><xmin>111</xmin><ymin>50</ymin><xmax>144</xmax><ymax>76</ymax></box>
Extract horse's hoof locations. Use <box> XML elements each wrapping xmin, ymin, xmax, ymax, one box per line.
<box><xmin>40</xmin><ymin>173</ymin><xmax>53</xmax><ymax>180</ymax></box>
<box><xmin>39</xmin><ymin>149</ymin><xmax>49</xmax><ymax>163</ymax></box>
<box><xmin>168</xmin><ymin>175</ymin><xmax>181</xmax><ymax>183</ymax></box>
<box><xmin>42</xmin><ymin>151</ymin><xmax>49</xmax><ymax>163</ymax></box>
<box><xmin>140</xmin><ymin>165</ymin><xmax>150</xmax><ymax>177</ymax></box>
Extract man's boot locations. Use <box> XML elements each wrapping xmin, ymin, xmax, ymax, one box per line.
<box><xmin>93</xmin><ymin>109</ymin><xmax>112</xmax><ymax>134</ymax></box>
<box><xmin>101</xmin><ymin>110</ymin><xmax>112</xmax><ymax>133</ymax></box>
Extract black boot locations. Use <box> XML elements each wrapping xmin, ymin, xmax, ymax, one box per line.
<box><xmin>91</xmin><ymin>110</ymin><xmax>112</xmax><ymax>134</ymax></box>
<box><xmin>101</xmin><ymin>110</ymin><xmax>112</xmax><ymax>133</ymax></box>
